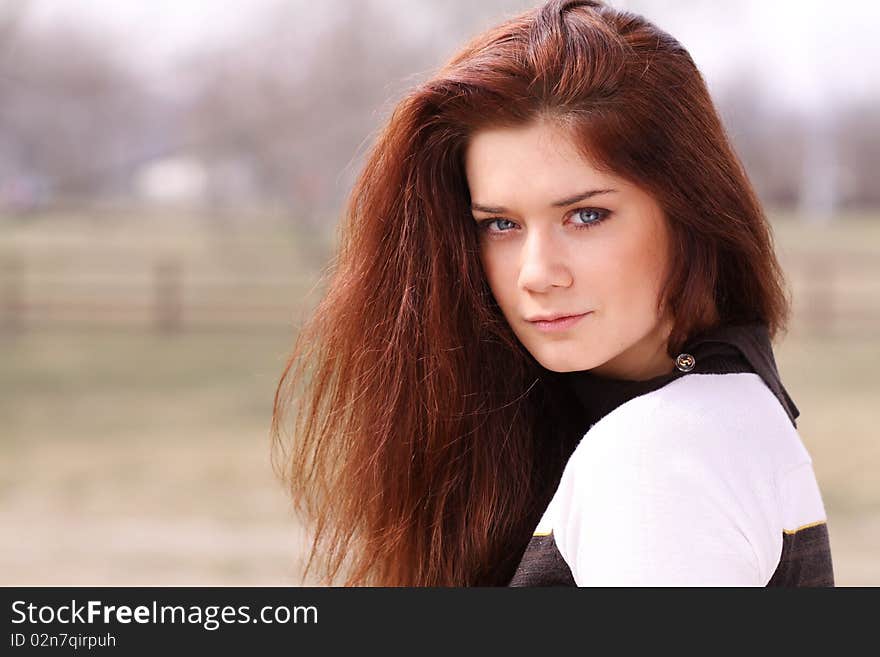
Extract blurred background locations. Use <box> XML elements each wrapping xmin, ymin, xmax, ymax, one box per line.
<box><xmin>0</xmin><ymin>0</ymin><xmax>877</xmax><ymax>585</ymax></box>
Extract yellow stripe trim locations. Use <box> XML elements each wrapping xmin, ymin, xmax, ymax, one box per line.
<box><xmin>533</xmin><ymin>530</ymin><xmax>552</xmax><ymax>537</ymax></box>
<box><xmin>783</xmin><ymin>519</ymin><xmax>826</xmax><ymax>535</ymax></box>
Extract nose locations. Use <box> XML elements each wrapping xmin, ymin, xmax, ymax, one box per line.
<box><xmin>517</xmin><ymin>228</ymin><xmax>572</xmax><ymax>293</ymax></box>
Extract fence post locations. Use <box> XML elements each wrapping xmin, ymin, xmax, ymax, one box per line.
<box><xmin>807</xmin><ymin>254</ymin><xmax>834</xmax><ymax>338</ymax></box>
<box><xmin>1</xmin><ymin>254</ymin><xmax>24</xmax><ymax>334</ymax></box>
<box><xmin>154</xmin><ymin>257</ymin><xmax>182</xmax><ymax>334</ymax></box>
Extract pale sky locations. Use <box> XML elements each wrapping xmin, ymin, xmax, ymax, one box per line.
<box><xmin>22</xmin><ymin>0</ymin><xmax>286</xmax><ymax>63</ymax></box>
<box><xmin>20</xmin><ymin>0</ymin><xmax>880</xmax><ymax>113</ymax></box>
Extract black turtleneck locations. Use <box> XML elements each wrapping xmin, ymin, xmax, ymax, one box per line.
<box><xmin>551</xmin><ymin>321</ymin><xmax>799</xmax><ymax>435</ymax></box>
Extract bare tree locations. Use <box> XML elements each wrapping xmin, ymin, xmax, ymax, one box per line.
<box><xmin>0</xmin><ymin>16</ymin><xmax>155</xmax><ymax>202</ymax></box>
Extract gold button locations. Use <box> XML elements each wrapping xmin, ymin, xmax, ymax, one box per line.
<box><xmin>675</xmin><ymin>353</ymin><xmax>696</xmax><ymax>372</ymax></box>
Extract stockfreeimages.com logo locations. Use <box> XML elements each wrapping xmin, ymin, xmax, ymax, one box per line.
<box><xmin>11</xmin><ymin>600</ymin><xmax>317</xmax><ymax>631</ymax></box>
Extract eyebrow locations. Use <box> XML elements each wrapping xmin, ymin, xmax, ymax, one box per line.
<box><xmin>470</xmin><ymin>188</ymin><xmax>618</xmax><ymax>214</ymax></box>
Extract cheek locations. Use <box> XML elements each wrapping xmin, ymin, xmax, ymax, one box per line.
<box><xmin>479</xmin><ymin>248</ymin><xmax>515</xmax><ymax>306</ymax></box>
<box><xmin>592</xmin><ymin>228</ymin><xmax>668</xmax><ymax>306</ymax></box>
<box><xmin>642</xmin><ymin>222</ymin><xmax>671</xmax><ymax>293</ymax></box>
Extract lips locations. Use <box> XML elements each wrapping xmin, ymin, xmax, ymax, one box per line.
<box><xmin>525</xmin><ymin>312</ymin><xmax>589</xmax><ymax>322</ymax></box>
<box><xmin>525</xmin><ymin>311</ymin><xmax>592</xmax><ymax>332</ymax></box>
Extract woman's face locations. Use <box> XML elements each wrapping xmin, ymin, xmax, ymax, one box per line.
<box><xmin>464</xmin><ymin>118</ymin><xmax>675</xmax><ymax>380</ymax></box>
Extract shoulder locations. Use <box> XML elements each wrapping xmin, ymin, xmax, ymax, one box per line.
<box><xmin>549</xmin><ymin>372</ymin><xmax>813</xmax><ymax>585</ymax></box>
<box><xmin>573</xmin><ymin>372</ymin><xmax>811</xmax><ymax>477</ymax></box>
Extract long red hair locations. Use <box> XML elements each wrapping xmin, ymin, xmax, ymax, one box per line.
<box><xmin>271</xmin><ymin>0</ymin><xmax>790</xmax><ymax>586</ymax></box>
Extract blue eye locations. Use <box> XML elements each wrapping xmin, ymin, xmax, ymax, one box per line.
<box><xmin>481</xmin><ymin>218</ymin><xmax>517</xmax><ymax>233</ymax></box>
<box><xmin>476</xmin><ymin>207</ymin><xmax>611</xmax><ymax>238</ymax></box>
<box><xmin>571</xmin><ymin>207</ymin><xmax>610</xmax><ymax>227</ymax></box>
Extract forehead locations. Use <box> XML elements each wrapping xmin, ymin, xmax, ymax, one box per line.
<box><xmin>464</xmin><ymin>120</ymin><xmax>622</xmax><ymax>197</ymax></box>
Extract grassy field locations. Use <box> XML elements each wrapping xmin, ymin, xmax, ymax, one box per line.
<box><xmin>0</xmin><ymin>329</ymin><xmax>311</xmax><ymax>585</ymax></box>
<box><xmin>0</xmin><ymin>207</ymin><xmax>877</xmax><ymax>585</ymax></box>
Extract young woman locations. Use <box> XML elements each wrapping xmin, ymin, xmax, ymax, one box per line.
<box><xmin>271</xmin><ymin>0</ymin><xmax>834</xmax><ymax>587</ymax></box>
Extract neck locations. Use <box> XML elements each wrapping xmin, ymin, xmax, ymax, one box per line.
<box><xmin>589</xmin><ymin>315</ymin><xmax>675</xmax><ymax>382</ymax></box>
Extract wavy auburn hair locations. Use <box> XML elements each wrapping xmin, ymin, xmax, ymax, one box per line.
<box><xmin>271</xmin><ymin>0</ymin><xmax>790</xmax><ymax>586</ymax></box>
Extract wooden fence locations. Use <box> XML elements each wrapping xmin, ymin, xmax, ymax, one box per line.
<box><xmin>1</xmin><ymin>250</ymin><xmax>878</xmax><ymax>337</ymax></box>
<box><xmin>0</xmin><ymin>252</ymin><xmax>315</xmax><ymax>332</ymax></box>
<box><xmin>781</xmin><ymin>251</ymin><xmax>880</xmax><ymax>337</ymax></box>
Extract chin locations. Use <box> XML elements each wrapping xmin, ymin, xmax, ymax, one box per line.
<box><xmin>531</xmin><ymin>346</ymin><xmax>601</xmax><ymax>374</ymax></box>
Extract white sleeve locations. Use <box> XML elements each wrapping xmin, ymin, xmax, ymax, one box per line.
<box><xmin>552</xmin><ymin>388</ymin><xmax>782</xmax><ymax>586</ymax></box>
